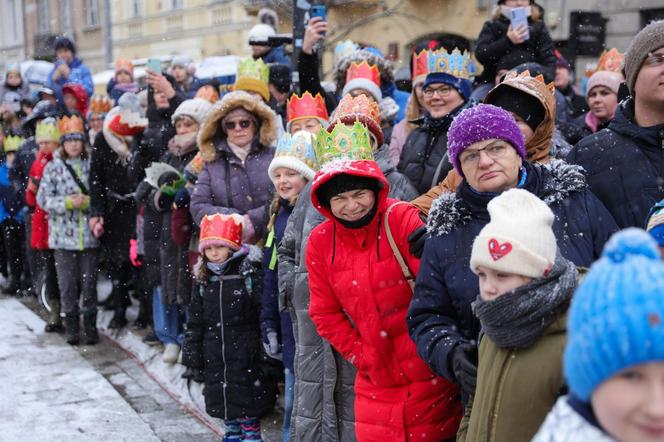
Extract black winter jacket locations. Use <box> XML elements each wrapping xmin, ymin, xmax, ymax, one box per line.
<box><xmin>475</xmin><ymin>16</ymin><xmax>556</xmax><ymax>85</ymax></box>
<box><xmin>182</xmin><ymin>247</ymin><xmax>278</xmax><ymax>420</ymax></box>
<box><xmin>407</xmin><ymin>160</ymin><xmax>617</xmax><ymax>386</ymax></box>
<box><xmin>567</xmin><ymin>98</ymin><xmax>664</xmax><ymax>229</ymax></box>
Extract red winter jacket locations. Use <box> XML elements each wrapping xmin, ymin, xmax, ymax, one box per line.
<box><xmin>306</xmin><ymin>160</ymin><xmax>461</xmax><ymax>441</ymax></box>
<box><xmin>26</xmin><ymin>150</ymin><xmax>54</xmax><ymax>250</ymax></box>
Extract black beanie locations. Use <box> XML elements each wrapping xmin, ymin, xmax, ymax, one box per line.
<box><xmin>317</xmin><ymin>174</ymin><xmax>379</xmax><ymax>208</ymax></box>
<box><xmin>486</xmin><ymin>86</ymin><xmax>545</xmax><ymax>132</ymax></box>
<box><xmin>54</xmin><ymin>36</ymin><xmax>76</xmax><ymax>54</ymax></box>
<box><xmin>269</xmin><ymin>63</ymin><xmax>292</xmax><ymax>94</ymax></box>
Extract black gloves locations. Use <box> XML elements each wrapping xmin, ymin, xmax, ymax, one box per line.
<box><xmin>452</xmin><ymin>342</ymin><xmax>478</xmax><ymax>398</ymax></box>
<box><xmin>408</xmin><ymin>225</ymin><xmax>427</xmax><ymax>258</ymax></box>
<box><xmin>181</xmin><ymin>367</ymin><xmax>204</xmax><ymax>383</ymax></box>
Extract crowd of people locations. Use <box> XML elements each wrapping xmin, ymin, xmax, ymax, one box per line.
<box><xmin>1</xmin><ymin>0</ymin><xmax>664</xmax><ymax>440</ymax></box>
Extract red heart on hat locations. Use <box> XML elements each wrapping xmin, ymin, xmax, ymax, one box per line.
<box><xmin>488</xmin><ymin>238</ymin><xmax>512</xmax><ymax>261</ymax></box>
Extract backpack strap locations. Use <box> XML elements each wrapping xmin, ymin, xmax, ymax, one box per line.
<box><xmin>384</xmin><ymin>201</ymin><xmax>416</xmax><ymax>292</ymax></box>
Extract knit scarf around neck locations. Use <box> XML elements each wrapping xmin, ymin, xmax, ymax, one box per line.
<box><xmin>472</xmin><ymin>254</ymin><xmax>577</xmax><ymax>348</ymax></box>
<box><xmin>228</xmin><ymin>140</ymin><xmax>252</xmax><ymax>164</ymax></box>
<box><xmin>168</xmin><ymin>132</ymin><xmax>198</xmax><ymax>157</ymax></box>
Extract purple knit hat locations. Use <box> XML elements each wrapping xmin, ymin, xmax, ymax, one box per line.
<box><xmin>447</xmin><ymin>104</ymin><xmax>526</xmax><ymax>177</ymax></box>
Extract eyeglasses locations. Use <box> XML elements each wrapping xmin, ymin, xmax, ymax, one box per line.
<box><xmin>223</xmin><ymin>119</ymin><xmax>252</xmax><ymax>131</ymax></box>
<box><xmin>459</xmin><ymin>143</ymin><xmax>509</xmax><ymax>166</ymax></box>
<box><xmin>423</xmin><ymin>86</ymin><xmax>453</xmax><ymax>98</ymax></box>
<box><xmin>644</xmin><ymin>52</ymin><xmax>664</xmax><ymax>68</ymax></box>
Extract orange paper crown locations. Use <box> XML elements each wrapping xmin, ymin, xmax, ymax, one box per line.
<box><xmin>345</xmin><ymin>60</ymin><xmax>381</xmax><ymax>88</ymax></box>
<box><xmin>58</xmin><ymin>115</ymin><xmax>86</xmax><ymax>140</ymax></box>
<box><xmin>89</xmin><ymin>95</ymin><xmax>112</xmax><ymax>114</ymax></box>
<box><xmin>287</xmin><ymin>92</ymin><xmax>329</xmax><ymax>124</ymax></box>
<box><xmin>198</xmin><ymin>213</ymin><xmax>243</xmax><ymax>253</ymax></box>
<box><xmin>596</xmin><ymin>48</ymin><xmax>624</xmax><ymax>74</ymax></box>
<box><xmin>412</xmin><ymin>50</ymin><xmax>430</xmax><ymax>83</ymax></box>
<box><xmin>328</xmin><ymin>94</ymin><xmax>383</xmax><ymax>146</ymax></box>
<box><xmin>115</xmin><ymin>58</ymin><xmax>134</xmax><ymax>75</ymax></box>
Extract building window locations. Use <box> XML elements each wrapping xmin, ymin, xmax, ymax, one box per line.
<box><xmin>61</xmin><ymin>0</ymin><xmax>73</xmax><ymax>35</ymax></box>
<box><xmin>37</xmin><ymin>0</ymin><xmax>50</xmax><ymax>33</ymax></box>
<box><xmin>131</xmin><ymin>0</ymin><xmax>144</xmax><ymax>18</ymax></box>
<box><xmin>4</xmin><ymin>0</ymin><xmax>21</xmax><ymax>44</ymax></box>
<box><xmin>85</xmin><ymin>0</ymin><xmax>100</xmax><ymax>26</ymax></box>
<box><xmin>212</xmin><ymin>6</ymin><xmax>232</xmax><ymax>25</ymax></box>
<box><xmin>171</xmin><ymin>0</ymin><xmax>183</xmax><ymax>9</ymax></box>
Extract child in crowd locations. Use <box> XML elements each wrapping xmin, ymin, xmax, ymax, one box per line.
<box><xmin>261</xmin><ymin>130</ymin><xmax>318</xmax><ymax>441</ymax></box>
<box><xmin>458</xmin><ymin>188</ymin><xmax>578</xmax><ymax>441</ymax></box>
<box><xmin>534</xmin><ymin>228</ymin><xmax>664</xmax><ymax>441</ymax></box>
<box><xmin>37</xmin><ymin>115</ymin><xmax>98</xmax><ymax>345</ymax></box>
<box><xmin>183</xmin><ymin>213</ymin><xmax>277</xmax><ymax>441</ymax></box>
<box><xmin>108</xmin><ymin>59</ymin><xmax>138</xmax><ymax>104</ymax></box>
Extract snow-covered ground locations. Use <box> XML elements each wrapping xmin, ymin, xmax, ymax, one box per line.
<box><xmin>0</xmin><ymin>297</ymin><xmax>161</xmax><ymax>442</ymax></box>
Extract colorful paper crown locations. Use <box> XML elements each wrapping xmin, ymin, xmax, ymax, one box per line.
<box><xmin>329</xmin><ymin>94</ymin><xmax>383</xmax><ymax>146</ymax></box>
<box><xmin>59</xmin><ymin>115</ymin><xmax>87</xmax><ymax>142</ymax></box>
<box><xmin>234</xmin><ymin>58</ymin><xmax>270</xmax><ymax>101</ymax></box>
<box><xmin>503</xmin><ymin>69</ymin><xmax>556</xmax><ymax>95</ymax></box>
<box><xmin>334</xmin><ymin>40</ymin><xmax>359</xmax><ymax>63</ymax></box>
<box><xmin>412</xmin><ymin>49</ymin><xmax>432</xmax><ymax>84</ymax></box>
<box><xmin>3</xmin><ymin>135</ymin><xmax>24</xmax><ymax>153</ymax></box>
<box><xmin>596</xmin><ymin>48</ymin><xmax>624</xmax><ymax>73</ymax></box>
<box><xmin>287</xmin><ymin>92</ymin><xmax>329</xmax><ymax>124</ymax></box>
<box><xmin>198</xmin><ymin>213</ymin><xmax>244</xmax><ymax>253</ymax></box>
<box><xmin>35</xmin><ymin>118</ymin><xmax>61</xmax><ymax>143</ymax></box>
<box><xmin>269</xmin><ymin>131</ymin><xmax>319</xmax><ymax>181</ymax></box>
<box><xmin>428</xmin><ymin>48</ymin><xmax>476</xmax><ymax>80</ymax></box>
<box><xmin>345</xmin><ymin>60</ymin><xmax>381</xmax><ymax>88</ymax></box>
<box><xmin>89</xmin><ymin>95</ymin><xmax>112</xmax><ymax>115</ymax></box>
<box><xmin>315</xmin><ymin>121</ymin><xmax>374</xmax><ymax>166</ymax></box>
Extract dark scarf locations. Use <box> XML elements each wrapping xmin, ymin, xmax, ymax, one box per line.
<box><xmin>337</xmin><ymin>197</ymin><xmax>379</xmax><ymax>229</ymax></box>
<box><xmin>422</xmin><ymin>103</ymin><xmax>465</xmax><ymax>133</ymax></box>
<box><xmin>472</xmin><ymin>253</ymin><xmax>577</xmax><ymax>348</ymax></box>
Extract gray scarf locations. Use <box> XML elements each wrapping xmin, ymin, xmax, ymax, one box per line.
<box><xmin>472</xmin><ymin>254</ymin><xmax>577</xmax><ymax>348</ymax></box>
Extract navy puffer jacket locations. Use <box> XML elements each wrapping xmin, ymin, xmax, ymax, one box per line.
<box><xmin>407</xmin><ymin>160</ymin><xmax>617</xmax><ymax>383</ymax></box>
<box><xmin>567</xmin><ymin>98</ymin><xmax>664</xmax><ymax>229</ymax></box>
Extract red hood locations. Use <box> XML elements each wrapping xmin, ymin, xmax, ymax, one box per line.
<box><xmin>62</xmin><ymin>83</ymin><xmax>89</xmax><ymax>117</ymax></box>
<box><xmin>310</xmin><ymin>159</ymin><xmax>390</xmax><ymax>224</ymax></box>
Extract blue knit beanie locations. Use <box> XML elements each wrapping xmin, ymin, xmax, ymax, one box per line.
<box><xmin>423</xmin><ymin>72</ymin><xmax>472</xmax><ymax>101</ymax></box>
<box><xmin>564</xmin><ymin>228</ymin><xmax>664</xmax><ymax>402</ymax></box>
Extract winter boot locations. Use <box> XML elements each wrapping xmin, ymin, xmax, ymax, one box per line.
<box><xmin>133</xmin><ymin>295</ymin><xmax>149</xmax><ymax>329</ymax></box>
<box><xmin>44</xmin><ymin>299</ymin><xmax>64</xmax><ymax>333</ymax></box>
<box><xmin>64</xmin><ymin>314</ymin><xmax>80</xmax><ymax>345</ymax></box>
<box><xmin>83</xmin><ymin>310</ymin><xmax>100</xmax><ymax>345</ymax></box>
<box><xmin>108</xmin><ymin>306</ymin><xmax>128</xmax><ymax>329</ymax></box>
<box><xmin>3</xmin><ymin>276</ymin><xmax>21</xmax><ymax>296</ymax></box>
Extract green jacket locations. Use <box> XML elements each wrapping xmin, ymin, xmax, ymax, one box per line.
<box><xmin>457</xmin><ymin>311</ymin><xmax>568</xmax><ymax>442</ymax></box>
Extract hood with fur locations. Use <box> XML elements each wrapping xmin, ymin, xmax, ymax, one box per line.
<box><xmin>333</xmin><ymin>49</ymin><xmax>395</xmax><ymax>94</ymax></box>
<box><xmin>197</xmin><ymin>90</ymin><xmax>278</xmax><ymax>163</ymax></box>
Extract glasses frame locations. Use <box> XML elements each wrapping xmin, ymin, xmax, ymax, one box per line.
<box><xmin>423</xmin><ymin>85</ymin><xmax>453</xmax><ymax>98</ymax></box>
<box><xmin>223</xmin><ymin>119</ymin><xmax>253</xmax><ymax>131</ymax></box>
<box><xmin>644</xmin><ymin>52</ymin><xmax>664</xmax><ymax>68</ymax></box>
<box><xmin>459</xmin><ymin>142</ymin><xmax>510</xmax><ymax>167</ymax></box>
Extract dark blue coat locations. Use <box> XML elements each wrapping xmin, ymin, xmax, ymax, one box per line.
<box><xmin>407</xmin><ymin>160</ymin><xmax>617</xmax><ymax>383</ymax></box>
<box><xmin>567</xmin><ymin>98</ymin><xmax>664</xmax><ymax>229</ymax></box>
<box><xmin>260</xmin><ymin>46</ymin><xmax>292</xmax><ymax>68</ymax></box>
<box><xmin>260</xmin><ymin>201</ymin><xmax>296</xmax><ymax>371</ymax></box>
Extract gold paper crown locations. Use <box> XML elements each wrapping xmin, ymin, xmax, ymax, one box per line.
<box><xmin>596</xmin><ymin>48</ymin><xmax>624</xmax><ymax>73</ymax></box>
<box><xmin>35</xmin><ymin>118</ymin><xmax>61</xmax><ymax>143</ymax></box>
<box><xmin>428</xmin><ymin>48</ymin><xmax>475</xmax><ymax>79</ymax></box>
<box><xmin>503</xmin><ymin>70</ymin><xmax>556</xmax><ymax>95</ymax></box>
<box><xmin>237</xmin><ymin>58</ymin><xmax>269</xmax><ymax>84</ymax></box>
<box><xmin>314</xmin><ymin>121</ymin><xmax>374</xmax><ymax>166</ymax></box>
<box><xmin>58</xmin><ymin>115</ymin><xmax>85</xmax><ymax>136</ymax></box>
<box><xmin>89</xmin><ymin>95</ymin><xmax>112</xmax><ymax>114</ymax></box>
<box><xmin>3</xmin><ymin>135</ymin><xmax>24</xmax><ymax>153</ymax></box>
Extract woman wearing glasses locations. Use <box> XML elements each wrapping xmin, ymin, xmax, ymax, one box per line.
<box><xmin>407</xmin><ymin>104</ymin><xmax>616</xmax><ymax>405</ymax></box>
<box><xmin>397</xmin><ymin>57</ymin><xmax>473</xmax><ymax>194</ymax></box>
<box><xmin>190</xmin><ymin>90</ymin><xmax>279</xmax><ymax>244</ymax></box>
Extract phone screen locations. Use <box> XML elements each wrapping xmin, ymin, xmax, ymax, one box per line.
<box><xmin>147</xmin><ymin>58</ymin><xmax>162</xmax><ymax>73</ymax></box>
<box><xmin>310</xmin><ymin>5</ymin><xmax>326</xmax><ymax>20</ymax></box>
<box><xmin>510</xmin><ymin>7</ymin><xmax>530</xmax><ymax>40</ymax></box>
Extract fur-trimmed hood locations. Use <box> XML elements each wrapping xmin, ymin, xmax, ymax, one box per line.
<box><xmin>333</xmin><ymin>49</ymin><xmax>395</xmax><ymax>94</ymax></box>
<box><xmin>197</xmin><ymin>90</ymin><xmax>279</xmax><ymax>163</ymax></box>
<box><xmin>194</xmin><ymin>244</ymin><xmax>262</xmax><ymax>283</ymax></box>
<box><xmin>426</xmin><ymin>159</ymin><xmax>588</xmax><ymax>236</ymax></box>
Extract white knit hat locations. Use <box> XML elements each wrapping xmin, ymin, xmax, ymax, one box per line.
<box><xmin>268</xmin><ymin>130</ymin><xmax>318</xmax><ymax>184</ymax></box>
<box><xmin>470</xmin><ymin>189</ymin><xmax>557</xmax><ymax>278</ymax></box>
<box><xmin>342</xmin><ymin>78</ymin><xmax>383</xmax><ymax>102</ymax></box>
<box><xmin>172</xmin><ymin>98</ymin><xmax>213</xmax><ymax>125</ymax></box>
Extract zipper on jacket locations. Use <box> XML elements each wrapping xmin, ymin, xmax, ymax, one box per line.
<box><xmin>218</xmin><ymin>280</ymin><xmax>228</xmax><ymax>420</ymax></box>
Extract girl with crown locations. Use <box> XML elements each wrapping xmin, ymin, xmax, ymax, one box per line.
<box><xmin>37</xmin><ymin>115</ymin><xmax>99</xmax><ymax>346</ymax></box>
<box><xmin>182</xmin><ymin>213</ymin><xmax>277</xmax><ymax>442</ymax></box>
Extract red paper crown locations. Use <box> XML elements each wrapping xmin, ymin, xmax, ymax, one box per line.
<box><xmin>108</xmin><ymin>113</ymin><xmax>144</xmax><ymax>137</ymax></box>
<box><xmin>287</xmin><ymin>92</ymin><xmax>329</xmax><ymax>124</ymax></box>
<box><xmin>328</xmin><ymin>94</ymin><xmax>383</xmax><ymax>146</ymax></box>
<box><xmin>58</xmin><ymin>114</ymin><xmax>85</xmax><ymax>136</ymax></box>
<box><xmin>345</xmin><ymin>61</ymin><xmax>381</xmax><ymax>88</ymax></box>
<box><xmin>412</xmin><ymin>50</ymin><xmax>429</xmax><ymax>83</ymax></box>
<box><xmin>199</xmin><ymin>213</ymin><xmax>243</xmax><ymax>250</ymax></box>
<box><xmin>89</xmin><ymin>95</ymin><xmax>112</xmax><ymax>114</ymax></box>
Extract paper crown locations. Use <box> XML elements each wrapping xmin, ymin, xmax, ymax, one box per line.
<box><xmin>428</xmin><ymin>48</ymin><xmax>476</xmax><ymax>80</ymax></box>
<box><xmin>412</xmin><ymin>49</ymin><xmax>432</xmax><ymax>83</ymax></box>
<box><xmin>503</xmin><ymin>69</ymin><xmax>556</xmax><ymax>95</ymax></box>
<box><xmin>115</xmin><ymin>58</ymin><xmax>134</xmax><ymax>74</ymax></box>
<box><xmin>287</xmin><ymin>92</ymin><xmax>329</xmax><ymax>124</ymax></box>
<box><xmin>237</xmin><ymin>57</ymin><xmax>269</xmax><ymax>84</ymax></box>
<box><xmin>329</xmin><ymin>93</ymin><xmax>383</xmax><ymax>146</ymax></box>
<box><xmin>89</xmin><ymin>95</ymin><xmax>112</xmax><ymax>115</ymax></box>
<box><xmin>35</xmin><ymin>118</ymin><xmax>61</xmax><ymax>143</ymax></box>
<box><xmin>3</xmin><ymin>135</ymin><xmax>24</xmax><ymax>153</ymax></box>
<box><xmin>199</xmin><ymin>213</ymin><xmax>243</xmax><ymax>253</ymax></box>
<box><xmin>345</xmin><ymin>60</ymin><xmax>381</xmax><ymax>88</ymax></box>
<box><xmin>59</xmin><ymin>114</ymin><xmax>86</xmax><ymax>141</ymax></box>
<box><xmin>335</xmin><ymin>40</ymin><xmax>359</xmax><ymax>63</ymax></box>
<box><xmin>596</xmin><ymin>48</ymin><xmax>624</xmax><ymax>73</ymax></box>
<box><xmin>270</xmin><ymin>131</ymin><xmax>319</xmax><ymax>181</ymax></box>
<box><xmin>315</xmin><ymin>121</ymin><xmax>374</xmax><ymax>166</ymax></box>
